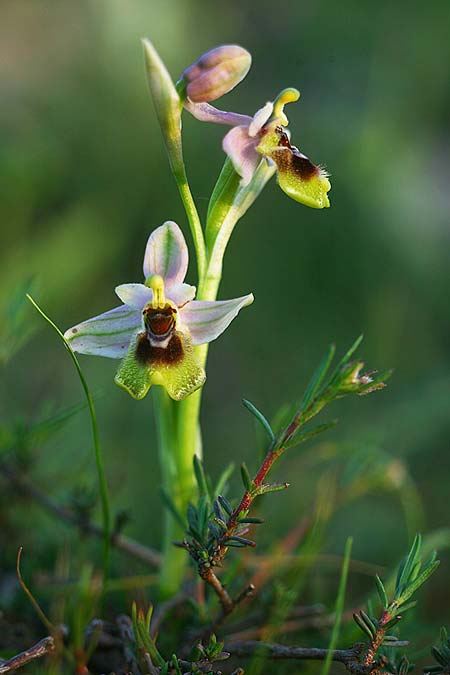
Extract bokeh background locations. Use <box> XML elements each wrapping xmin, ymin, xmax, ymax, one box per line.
<box><xmin>1</xmin><ymin>0</ymin><xmax>449</xmax><ymax>669</ymax></box>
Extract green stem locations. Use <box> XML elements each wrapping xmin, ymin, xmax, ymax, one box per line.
<box><xmin>26</xmin><ymin>295</ymin><xmax>111</xmax><ymax>597</ymax></box>
<box><xmin>152</xmin><ymin>389</ymin><xmax>184</xmax><ymax>596</ymax></box>
<box><xmin>172</xmin><ymin>163</ymin><xmax>206</xmax><ymax>283</ymax></box>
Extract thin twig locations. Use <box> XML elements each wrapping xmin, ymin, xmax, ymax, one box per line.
<box><xmin>2</xmin><ymin>464</ymin><xmax>161</xmax><ymax>567</ymax></box>
<box><xmin>200</xmin><ymin>567</ymin><xmax>234</xmax><ymax>614</ymax></box>
<box><xmin>225</xmin><ymin>640</ymin><xmax>367</xmax><ymax>671</ymax></box>
<box><xmin>0</xmin><ymin>636</ymin><xmax>55</xmax><ymax>674</ymax></box>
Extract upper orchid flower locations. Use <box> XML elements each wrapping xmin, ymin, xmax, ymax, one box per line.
<box><xmin>186</xmin><ymin>88</ymin><xmax>331</xmax><ymax>209</ymax></box>
<box><xmin>64</xmin><ymin>221</ymin><xmax>253</xmax><ymax>401</ymax></box>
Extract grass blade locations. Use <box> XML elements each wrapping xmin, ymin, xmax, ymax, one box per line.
<box><xmin>27</xmin><ymin>294</ymin><xmax>111</xmax><ymax>595</ymax></box>
<box><xmin>321</xmin><ymin>537</ymin><xmax>353</xmax><ymax>675</ymax></box>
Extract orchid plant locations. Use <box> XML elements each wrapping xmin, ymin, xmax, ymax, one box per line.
<box><xmin>61</xmin><ymin>40</ymin><xmax>333</xmax><ymax>594</ymax></box>
<box><xmin>11</xmin><ymin>40</ymin><xmax>443</xmax><ymax>675</ymax></box>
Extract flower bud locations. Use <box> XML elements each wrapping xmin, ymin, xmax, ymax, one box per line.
<box><xmin>181</xmin><ymin>45</ymin><xmax>251</xmax><ymax>103</ymax></box>
<box><xmin>142</xmin><ymin>39</ymin><xmax>182</xmax><ymax>158</ymax></box>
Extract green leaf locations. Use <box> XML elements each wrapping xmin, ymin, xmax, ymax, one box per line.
<box><xmin>283</xmin><ymin>420</ymin><xmax>338</xmax><ymax>450</ymax></box>
<box><xmin>395</xmin><ymin>559</ymin><xmax>440</xmax><ymax>606</ymax></box>
<box><xmin>257</xmin><ymin>481</ymin><xmax>290</xmax><ymax>495</ymax></box>
<box><xmin>321</xmin><ymin>537</ymin><xmax>352</xmax><ymax>675</ymax></box>
<box><xmin>353</xmin><ymin>611</ymin><xmax>376</xmax><ymax>639</ymax></box>
<box><xmin>395</xmin><ymin>534</ymin><xmax>422</xmax><ymax>595</ymax></box>
<box><xmin>240</xmin><ymin>462</ymin><xmax>252</xmax><ymax>491</ymax></box>
<box><xmin>205</xmin><ymin>159</ymin><xmax>275</xmax><ymax>276</ymax></box>
<box><xmin>225</xmin><ymin>535</ymin><xmax>256</xmax><ymax>547</ymax></box>
<box><xmin>360</xmin><ymin>610</ymin><xmax>378</xmax><ymax>637</ymax></box>
<box><xmin>206</xmin><ymin>158</ymin><xmax>241</xmax><ymax>249</ymax></box>
<box><xmin>301</xmin><ymin>343</ymin><xmax>336</xmax><ymax>410</ymax></box>
<box><xmin>395</xmin><ymin>600</ymin><xmax>417</xmax><ymax>615</ymax></box>
<box><xmin>217</xmin><ymin>495</ymin><xmax>233</xmax><ymax>517</ymax></box>
<box><xmin>242</xmin><ymin>398</ymin><xmax>275</xmax><ymax>443</ymax></box>
<box><xmin>431</xmin><ymin>647</ymin><xmax>448</xmax><ymax>667</ymax></box>
<box><xmin>329</xmin><ymin>335</ymin><xmax>364</xmax><ymax>384</ymax></box>
<box><xmin>375</xmin><ymin>574</ymin><xmax>388</xmax><ymax>609</ymax></box>
<box><xmin>193</xmin><ymin>455</ymin><xmax>209</xmax><ymax>500</ymax></box>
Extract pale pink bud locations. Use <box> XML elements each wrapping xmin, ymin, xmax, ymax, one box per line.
<box><xmin>181</xmin><ymin>45</ymin><xmax>251</xmax><ymax>103</ymax></box>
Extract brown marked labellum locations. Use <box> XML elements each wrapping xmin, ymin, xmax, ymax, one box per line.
<box><xmin>270</xmin><ymin>127</ymin><xmax>319</xmax><ymax>181</ymax></box>
<box><xmin>135</xmin><ymin>331</ymin><xmax>184</xmax><ymax>367</ymax></box>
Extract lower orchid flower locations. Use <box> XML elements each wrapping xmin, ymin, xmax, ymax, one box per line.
<box><xmin>64</xmin><ymin>221</ymin><xmax>253</xmax><ymax>401</ymax></box>
<box><xmin>186</xmin><ymin>88</ymin><xmax>331</xmax><ymax>209</ymax></box>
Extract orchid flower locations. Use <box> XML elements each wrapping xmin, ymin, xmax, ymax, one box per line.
<box><xmin>186</xmin><ymin>88</ymin><xmax>331</xmax><ymax>209</ymax></box>
<box><xmin>64</xmin><ymin>221</ymin><xmax>253</xmax><ymax>401</ymax></box>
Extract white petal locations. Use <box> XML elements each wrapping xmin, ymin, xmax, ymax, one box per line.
<box><xmin>167</xmin><ymin>283</ymin><xmax>196</xmax><ymax>307</ymax></box>
<box><xmin>64</xmin><ymin>306</ymin><xmax>142</xmax><ymax>359</ymax></box>
<box><xmin>223</xmin><ymin>126</ymin><xmax>261</xmax><ymax>187</ymax></box>
<box><xmin>115</xmin><ymin>283</ymin><xmax>153</xmax><ymax>309</ymax></box>
<box><xmin>179</xmin><ymin>294</ymin><xmax>254</xmax><ymax>345</ymax></box>
<box><xmin>185</xmin><ymin>100</ymin><xmax>252</xmax><ymax>126</ymax></box>
<box><xmin>143</xmin><ymin>221</ymin><xmax>188</xmax><ymax>285</ymax></box>
<box><xmin>248</xmin><ymin>101</ymin><xmax>273</xmax><ymax>137</ymax></box>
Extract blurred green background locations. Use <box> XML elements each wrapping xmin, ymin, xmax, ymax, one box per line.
<box><xmin>1</xmin><ymin>0</ymin><xmax>449</xmax><ymax>665</ymax></box>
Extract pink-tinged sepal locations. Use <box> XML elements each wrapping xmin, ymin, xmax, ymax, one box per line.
<box><xmin>184</xmin><ymin>100</ymin><xmax>252</xmax><ymax>127</ymax></box>
<box><xmin>143</xmin><ymin>221</ymin><xmax>188</xmax><ymax>286</ymax></box>
<box><xmin>222</xmin><ymin>127</ymin><xmax>261</xmax><ymax>186</ymax></box>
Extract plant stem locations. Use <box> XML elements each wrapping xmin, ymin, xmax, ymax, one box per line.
<box><xmin>153</xmin><ymin>388</ymin><xmax>186</xmax><ymax>597</ymax></box>
<box><xmin>26</xmin><ymin>296</ymin><xmax>111</xmax><ymax>598</ymax></box>
<box><xmin>0</xmin><ymin>637</ymin><xmax>55</xmax><ymax>674</ymax></box>
<box><xmin>172</xmin><ymin>165</ymin><xmax>206</xmax><ymax>283</ymax></box>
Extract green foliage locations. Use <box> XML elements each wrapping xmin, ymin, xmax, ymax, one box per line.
<box><xmin>242</xmin><ymin>398</ymin><xmax>275</xmax><ymax>443</ymax></box>
<box><xmin>353</xmin><ymin>536</ymin><xmax>440</xmax><ymax>651</ymax></box>
<box><xmin>425</xmin><ymin>627</ymin><xmax>450</xmax><ymax>674</ymax></box>
<box><xmin>132</xmin><ymin>602</ymin><xmax>164</xmax><ymax>668</ymax></box>
<box><xmin>321</xmin><ymin>536</ymin><xmax>353</xmax><ymax>675</ymax></box>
